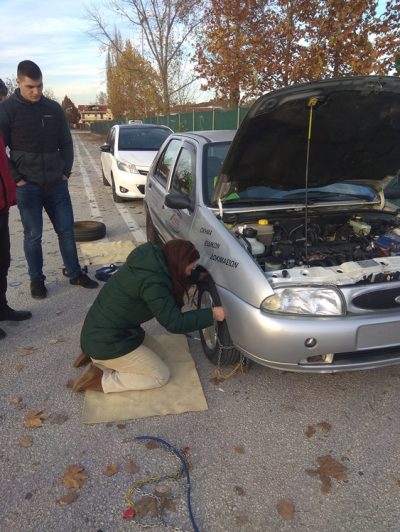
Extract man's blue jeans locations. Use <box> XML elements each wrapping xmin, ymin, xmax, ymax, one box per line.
<box><xmin>16</xmin><ymin>180</ymin><xmax>81</xmax><ymax>281</ymax></box>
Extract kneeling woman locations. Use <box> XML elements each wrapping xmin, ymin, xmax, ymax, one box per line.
<box><xmin>72</xmin><ymin>239</ymin><xmax>225</xmax><ymax>393</ymax></box>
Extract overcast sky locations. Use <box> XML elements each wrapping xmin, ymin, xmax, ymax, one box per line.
<box><xmin>0</xmin><ymin>0</ymin><xmax>112</xmax><ymax>105</ymax></box>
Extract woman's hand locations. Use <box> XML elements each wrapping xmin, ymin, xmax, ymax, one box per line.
<box><xmin>212</xmin><ymin>306</ymin><xmax>225</xmax><ymax>322</ymax></box>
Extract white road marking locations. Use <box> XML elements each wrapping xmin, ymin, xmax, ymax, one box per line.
<box><xmin>74</xmin><ymin>134</ymin><xmax>146</xmax><ymax>242</ymax></box>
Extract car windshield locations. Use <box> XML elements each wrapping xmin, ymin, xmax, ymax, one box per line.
<box><xmin>118</xmin><ymin>127</ymin><xmax>171</xmax><ymax>151</ymax></box>
<box><xmin>220</xmin><ymin>183</ymin><xmax>379</xmax><ymax>206</ymax></box>
<box><xmin>203</xmin><ymin>141</ymin><xmax>232</xmax><ymax>204</ymax></box>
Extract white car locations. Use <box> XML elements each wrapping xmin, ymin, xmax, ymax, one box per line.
<box><xmin>100</xmin><ymin>124</ymin><xmax>172</xmax><ymax>202</ymax></box>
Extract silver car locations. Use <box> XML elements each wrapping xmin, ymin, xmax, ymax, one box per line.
<box><xmin>144</xmin><ymin>76</ymin><xmax>400</xmax><ymax>373</ymax></box>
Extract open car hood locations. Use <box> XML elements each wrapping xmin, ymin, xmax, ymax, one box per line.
<box><xmin>215</xmin><ymin>76</ymin><xmax>400</xmax><ymax>203</ymax></box>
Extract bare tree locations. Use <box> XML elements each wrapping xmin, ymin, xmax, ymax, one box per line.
<box><xmin>86</xmin><ymin>0</ymin><xmax>204</xmax><ymax>113</ymax></box>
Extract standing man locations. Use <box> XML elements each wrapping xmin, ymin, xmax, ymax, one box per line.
<box><xmin>0</xmin><ymin>78</ymin><xmax>31</xmax><ymax>340</ymax></box>
<box><xmin>0</xmin><ymin>61</ymin><xmax>98</xmax><ymax>299</ymax></box>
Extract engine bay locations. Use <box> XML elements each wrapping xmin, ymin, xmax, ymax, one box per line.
<box><xmin>228</xmin><ymin>210</ymin><xmax>400</xmax><ymax>285</ymax></box>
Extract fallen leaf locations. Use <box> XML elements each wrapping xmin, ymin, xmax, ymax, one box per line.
<box><xmin>305</xmin><ymin>425</ymin><xmax>316</xmax><ymax>438</ymax></box>
<box><xmin>24</xmin><ymin>410</ymin><xmax>48</xmax><ymax>428</ymax></box>
<box><xmin>234</xmin><ymin>486</ymin><xmax>245</xmax><ymax>496</ymax></box>
<box><xmin>277</xmin><ymin>499</ymin><xmax>295</xmax><ymax>521</ymax></box>
<box><xmin>145</xmin><ymin>441</ymin><xmax>160</xmax><ymax>450</ymax></box>
<box><xmin>19</xmin><ymin>346</ymin><xmax>34</xmax><ymax>357</ymax></box>
<box><xmin>136</xmin><ymin>495</ymin><xmax>158</xmax><ymax>518</ymax></box>
<box><xmin>161</xmin><ymin>498</ymin><xmax>176</xmax><ymax>513</ymax></box>
<box><xmin>10</xmin><ymin>396</ymin><xmax>25</xmax><ymax>409</ymax></box>
<box><xmin>65</xmin><ymin>379</ymin><xmax>74</xmax><ymax>389</ymax></box>
<box><xmin>15</xmin><ymin>363</ymin><xmax>24</xmax><ymax>372</ymax></box>
<box><xmin>126</xmin><ymin>460</ymin><xmax>140</xmax><ymax>474</ymax></box>
<box><xmin>317</xmin><ymin>421</ymin><xmax>332</xmax><ymax>433</ymax></box>
<box><xmin>235</xmin><ymin>515</ymin><xmax>249</xmax><ymax>525</ymax></box>
<box><xmin>19</xmin><ymin>437</ymin><xmax>33</xmax><ymax>448</ymax></box>
<box><xmin>233</xmin><ymin>445</ymin><xmax>245</xmax><ymax>454</ymax></box>
<box><xmin>55</xmin><ymin>310</ymin><xmax>64</xmax><ymax>315</ymax></box>
<box><xmin>116</xmin><ymin>423</ymin><xmax>126</xmax><ymax>430</ymax></box>
<box><xmin>103</xmin><ymin>463</ymin><xmax>118</xmax><ymax>476</ymax></box>
<box><xmin>210</xmin><ymin>376</ymin><xmax>224</xmax><ymax>385</ymax></box>
<box><xmin>57</xmin><ymin>492</ymin><xmax>79</xmax><ymax>506</ymax></box>
<box><xmin>63</xmin><ymin>465</ymin><xmax>88</xmax><ymax>489</ymax></box>
<box><xmin>306</xmin><ymin>455</ymin><xmax>348</xmax><ymax>494</ymax></box>
<box><xmin>154</xmin><ymin>485</ymin><xmax>171</xmax><ymax>498</ymax></box>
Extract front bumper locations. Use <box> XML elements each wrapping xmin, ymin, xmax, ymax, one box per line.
<box><xmin>218</xmin><ymin>286</ymin><xmax>400</xmax><ymax>373</ymax></box>
<box><xmin>115</xmin><ymin>170</ymin><xmax>146</xmax><ymax>198</ymax></box>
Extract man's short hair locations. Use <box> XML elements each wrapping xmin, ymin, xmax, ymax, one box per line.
<box><xmin>17</xmin><ymin>60</ymin><xmax>42</xmax><ymax>80</ymax></box>
<box><xmin>0</xmin><ymin>78</ymin><xmax>7</xmax><ymax>97</ymax></box>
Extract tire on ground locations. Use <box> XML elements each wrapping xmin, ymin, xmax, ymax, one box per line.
<box><xmin>74</xmin><ymin>221</ymin><xmax>106</xmax><ymax>242</ymax></box>
<box><xmin>197</xmin><ymin>277</ymin><xmax>244</xmax><ymax>366</ymax></box>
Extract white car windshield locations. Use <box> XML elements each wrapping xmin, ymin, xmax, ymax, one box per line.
<box><xmin>118</xmin><ymin>127</ymin><xmax>171</xmax><ymax>151</ymax></box>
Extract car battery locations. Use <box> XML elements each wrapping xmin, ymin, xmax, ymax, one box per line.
<box><xmin>375</xmin><ymin>232</ymin><xmax>400</xmax><ymax>255</ymax></box>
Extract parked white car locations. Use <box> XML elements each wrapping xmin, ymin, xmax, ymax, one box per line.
<box><xmin>145</xmin><ymin>76</ymin><xmax>400</xmax><ymax>373</ymax></box>
<box><xmin>100</xmin><ymin>124</ymin><xmax>172</xmax><ymax>202</ymax></box>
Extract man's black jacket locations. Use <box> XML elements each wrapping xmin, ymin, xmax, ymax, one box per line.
<box><xmin>0</xmin><ymin>89</ymin><xmax>73</xmax><ymax>185</ymax></box>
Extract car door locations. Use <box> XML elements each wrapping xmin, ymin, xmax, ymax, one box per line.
<box><xmin>102</xmin><ymin>127</ymin><xmax>116</xmax><ymax>182</ymax></box>
<box><xmin>162</xmin><ymin>141</ymin><xmax>197</xmax><ymax>239</ymax></box>
<box><xmin>146</xmin><ymin>137</ymin><xmax>182</xmax><ymax>241</ymax></box>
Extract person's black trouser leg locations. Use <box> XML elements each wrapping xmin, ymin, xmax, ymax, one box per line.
<box><xmin>0</xmin><ymin>209</ymin><xmax>10</xmax><ymax>309</ymax></box>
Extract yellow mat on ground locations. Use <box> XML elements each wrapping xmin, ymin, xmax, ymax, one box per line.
<box><xmin>81</xmin><ymin>334</ymin><xmax>208</xmax><ymax>424</ymax></box>
<box><xmin>78</xmin><ymin>240</ymin><xmax>142</xmax><ymax>265</ymax></box>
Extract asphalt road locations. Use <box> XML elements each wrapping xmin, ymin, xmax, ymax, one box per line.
<box><xmin>1</xmin><ymin>131</ymin><xmax>400</xmax><ymax>532</ymax></box>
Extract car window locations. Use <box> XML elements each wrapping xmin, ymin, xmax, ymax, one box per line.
<box><xmin>107</xmin><ymin>128</ymin><xmax>116</xmax><ymax>152</ymax></box>
<box><xmin>153</xmin><ymin>139</ymin><xmax>181</xmax><ymax>186</ymax></box>
<box><xmin>203</xmin><ymin>141</ymin><xmax>232</xmax><ymax>204</ymax></box>
<box><xmin>118</xmin><ymin>127</ymin><xmax>171</xmax><ymax>151</ymax></box>
<box><xmin>170</xmin><ymin>146</ymin><xmax>196</xmax><ymax>197</ymax></box>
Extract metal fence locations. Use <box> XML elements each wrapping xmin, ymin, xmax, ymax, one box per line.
<box><xmin>90</xmin><ymin>107</ymin><xmax>249</xmax><ymax>136</ymax></box>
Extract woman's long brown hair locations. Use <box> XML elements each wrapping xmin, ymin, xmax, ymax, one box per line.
<box><xmin>162</xmin><ymin>239</ymin><xmax>200</xmax><ymax>308</ymax></box>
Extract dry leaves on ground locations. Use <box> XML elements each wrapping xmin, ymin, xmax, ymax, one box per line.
<box><xmin>63</xmin><ymin>465</ymin><xmax>88</xmax><ymax>489</ymax></box>
<box><xmin>19</xmin><ymin>346</ymin><xmax>34</xmax><ymax>357</ymax></box>
<box><xmin>24</xmin><ymin>410</ymin><xmax>48</xmax><ymax>428</ymax></box>
<box><xmin>18</xmin><ymin>437</ymin><xmax>33</xmax><ymax>448</ymax></box>
<box><xmin>234</xmin><ymin>486</ymin><xmax>245</xmax><ymax>496</ymax></box>
<box><xmin>306</xmin><ymin>455</ymin><xmax>348</xmax><ymax>494</ymax></box>
<box><xmin>233</xmin><ymin>445</ymin><xmax>245</xmax><ymax>454</ymax></box>
<box><xmin>126</xmin><ymin>459</ymin><xmax>140</xmax><ymax>474</ymax></box>
<box><xmin>117</xmin><ymin>423</ymin><xmax>126</xmax><ymax>430</ymax></box>
<box><xmin>305</xmin><ymin>421</ymin><xmax>332</xmax><ymax>438</ymax></box>
<box><xmin>145</xmin><ymin>441</ymin><xmax>160</xmax><ymax>450</ymax></box>
<box><xmin>57</xmin><ymin>492</ymin><xmax>79</xmax><ymax>506</ymax></box>
<box><xmin>15</xmin><ymin>363</ymin><xmax>24</xmax><ymax>372</ymax></box>
<box><xmin>9</xmin><ymin>396</ymin><xmax>25</xmax><ymax>409</ymax></box>
<box><xmin>103</xmin><ymin>463</ymin><xmax>118</xmax><ymax>476</ymax></box>
<box><xmin>49</xmin><ymin>337</ymin><xmax>65</xmax><ymax>345</ymax></box>
<box><xmin>277</xmin><ymin>499</ymin><xmax>295</xmax><ymax>521</ymax></box>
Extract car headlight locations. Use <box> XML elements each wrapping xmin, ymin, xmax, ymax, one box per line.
<box><xmin>261</xmin><ymin>286</ymin><xmax>345</xmax><ymax>316</ymax></box>
<box><xmin>117</xmin><ymin>160</ymin><xmax>138</xmax><ymax>173</ymax></box>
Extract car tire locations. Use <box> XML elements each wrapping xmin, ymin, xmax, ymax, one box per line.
<box><xmin>102</xmin><ymin>166</ymin><xmax>110</xmax><ymax>186</ymax></box>
<box><xmin>74</xmin><ymin>221</ymin><xmax>106</xmax><ymax>242</ymax></box>
<box><xmin>146</xmin><ymin>211</ymin><xmax>163</xmax><ymax>245</ymax></box>
<box><xmin>111</xmin><ymin>173</ymin><xmax>124</xmax><ymax>203</ymax></box>
<box><xmin>197</xmin><ymin>278</ymin><xmax>244</xmax><ymax>366</ymax></box>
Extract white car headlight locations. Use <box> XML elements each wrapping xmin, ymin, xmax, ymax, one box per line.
<box><xmin>117</xmin><ymin>160</ymin><xmax>138</xmax><ymax>173</ymax></box>
<box><xmin>261</xmin><ymin>286</ymin><xmax>345</xmax><ymax>316</ymax></box>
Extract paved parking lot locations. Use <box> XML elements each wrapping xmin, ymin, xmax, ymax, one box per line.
<box><xmin>1</xmin><ymin>131</ymin><xmax>400</xmax><ymax>532</ymax></box>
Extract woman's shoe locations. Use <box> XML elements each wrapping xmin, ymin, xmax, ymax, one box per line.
<box><xmin>72</xmin><ymin>363</ymin><xmax>103</xmax><ymax>393</ymax></box>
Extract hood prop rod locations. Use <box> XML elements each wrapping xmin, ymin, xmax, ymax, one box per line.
<box><xmin>304</xmin><ymin>97</ymin><xmax>318</xmax><ymax>268</ymax></box>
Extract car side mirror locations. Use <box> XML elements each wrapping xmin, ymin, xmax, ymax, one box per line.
<box><xmin>100</xmin><ymin>144</ymin><xmax>111</xmax><ymax>153</ymax></box>
<box><xmin>164</xmin><ymin>192</ymin><xmax>194</xmax><ymax>212</ymax></box>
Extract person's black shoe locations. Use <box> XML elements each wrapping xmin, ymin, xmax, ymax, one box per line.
<box><xmin>0</xmin><ymin>327</ymin><xmax>6</xmax><ymax>340</ymax></box>
<box><xmin>70</xmin><ymin>272</ymin><xmax>99</xmax><ymax>289</ymax></box>
<box><xmin>0</xmin><ymin>305</ymin><xmax>32</xmax><ymax>321</ymax></box>
<box><xmin>31</xmin><ymin>280</ymin><xmax>47</xmax><ymax>299</ymax></box>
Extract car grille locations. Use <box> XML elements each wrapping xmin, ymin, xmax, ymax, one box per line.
<box><xmin>139</xmin><ymin>170</ymin><xmax>148</xmax><ymax>176</ymax></box>
<box><xmin>333</xmin><ymin>346</ymin><xmax>400</xmax><ymax>364</ymax></box>
<box><xmin>352</xmin><ymin>287</ymin><xmax>400</xmax><ymax>310</ymax></box>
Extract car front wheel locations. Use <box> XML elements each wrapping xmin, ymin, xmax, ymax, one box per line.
<box><xmin>111</xmin><ymin>173</ymin><xmax>124</xmax><ymax>203</ymax></box>
<box><xmin>145</xmin><ymin>211</ymin><xmax>163</xmax><ymax>245</ymax></box>
<box><xmin>197</xmin><ymin>278</ymin><xmax>243</xmax><ymax>366</ymax></box>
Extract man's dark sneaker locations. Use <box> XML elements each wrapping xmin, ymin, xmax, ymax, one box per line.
<box><xmin>31</xmin><ymin>280</ymin><xmax>47</xmax><ymax>299</ymax></box>
<box><xmin>70</xmin><ymin>272</ymin><xmax>99</xmax><ymax>289</ymax></box>
<box><xmin>0</xmin><ymin>327</ymin><xmax>6</xmax><ymax>340</ymax></box>
<box><xmin>0</xmin><ymin>305</ymin><xmax>32</xmax><ymax>321</ymax></box>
